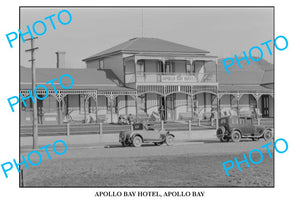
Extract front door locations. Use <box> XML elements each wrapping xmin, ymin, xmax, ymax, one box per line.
<box><xmin>37</xmin><ymin>99</ymin><xmax>43</xmax><ymax>124</ymax></box>
<box><xmin>158</xmin><ymin>96</ymin><xmax>166</xmax><ymax>121</ymax></box>
<box><xmin>261</xmin><ymin>95</ymin><xmax>269</xmax><ymax>118</ymax></box>
<box><xmin>166</xmin><ymin>94</ymin><xmax>176</xmax><ymax>120</ymax></box>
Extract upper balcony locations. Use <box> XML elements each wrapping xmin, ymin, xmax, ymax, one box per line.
<box><xmin>124</xmin><ymin>55</ymin><xmax>218</xmax><ymax>85</ymax></box>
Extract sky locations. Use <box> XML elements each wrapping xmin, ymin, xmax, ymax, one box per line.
<box><xmin>20</xmin><ymin>7</ymin><xmax>273</xmax><ymax>68</ymax></box>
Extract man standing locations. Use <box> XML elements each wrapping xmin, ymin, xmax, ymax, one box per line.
<box><xmin>159</xmin><ymin>105</ymin><xmax>165</xmax><ymax>121</ymax></box>
<box><xmin>38</xmin><ymin>106</ymin><xmax>44</xmax><ymax>124</ymax></box>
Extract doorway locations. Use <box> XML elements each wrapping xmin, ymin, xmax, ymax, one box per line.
<box><xmin>166</xmin><ymin>94</ymin><xmax>176</xmax><ymax>120</ymax></box>
<box><xmin>158</xmin><ymin>96</ymin><xmax>166</xmax><ymax>121</ymax></box>
<box><xmin>37</xmin><ymin>99</ymin><xmax>43</xmax><ymax>124</ymax></box>
<box><xmin>261</xmin><ymin>95</ymin><xmax>269</xmax><ymax>117</ymax></box>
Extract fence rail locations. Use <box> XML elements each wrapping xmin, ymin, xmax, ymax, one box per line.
<box><xmin>20</xmin><ymin>120</ymin><xmax>214</xmax><ymax>137</ymax></box>
<box><xmin>20</xmin><ymin>118</ymin><xmax>273</xmax><ymax>137</ymax></box>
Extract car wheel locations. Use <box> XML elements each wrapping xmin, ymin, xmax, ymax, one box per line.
<box><xmin>132</xmin><ymin>136</ymin><xmax>143</xmax><ymax>147</ymax></box>
<box><xmin>264</xmin><ymin>129</ymin><xmax>273</xmax><ymax>141</ymax></box>
<box><xmin>220</xmin><ymin>137</ymin><xmax>229</xmax><ymax>142</ymax></box>
<box><xmin>165</xmin><ymin>135</ymin><xmax>175</xmax><ymax>146</ymax></box>
<box><xmin>154</xmin><ymin>142</ymin><xmax>163</xmax><ymax>146</ymax></box>
<box><xmin>216</xmin><ymin>126</ymin><xmax>225</xmax><ymax>139</ymax></box>
<box><xmin>231</xmin><ymin>131</ymin><xmax>241</xmax><ymax>143</ymax></box>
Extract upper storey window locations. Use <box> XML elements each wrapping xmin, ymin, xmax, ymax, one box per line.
<box><xmin>137</xmin><ymin>60</ymin><xmax>145</xmax><ymax>74</ymax></box>
<box><xmin>165</xmin><ymin>61</ymin><xmax>175</xmax><ymax>73</ymax></box>
<box><xmin>99</xmin><ymin>59</ymin><xmax>104</xmax><ymax>69</ymax></box>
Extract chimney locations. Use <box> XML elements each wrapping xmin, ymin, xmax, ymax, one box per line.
<box><xmin>55</xmin><ymin>51</ymin><xmax>66</xmax><ymax>68</ymax></box>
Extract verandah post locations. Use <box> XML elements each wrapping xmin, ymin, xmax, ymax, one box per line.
<box><xmin>190</xmin><ymin>94</ymin><xmax>193</xmax><ymax>121</ymax></box>
<box><xmin>216</xmin><ymin>96</ymin><xmax>220</xmax><ymax>129</ymax></box>
<box><xmin>135</xmin><ymin>94</ymin><xmax>138</xmax><ymax>122</ymax></box>
<box><xmin>66</xmin><ymin>122</ymin><xmax>70</xmax><ymax>136</ymax></box>
<box><xmin>99</xmin><ymin>123</ymin><xmax>103</xmax><ymax>135</ymax></box>
<box><xmin>95</xmin><ymin>94</ymin><xmax>98</xmax><ymax>123</ymax></box>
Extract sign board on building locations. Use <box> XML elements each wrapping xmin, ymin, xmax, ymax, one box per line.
<box><xmin>125</xmin><ymin>73</ymin><xmax>136</xmax><ymax>83</ymax></box>
<box><xmin>161</xmin><ymin>75</ymin><xmax>197</xmax><ymax>83</ymax></box>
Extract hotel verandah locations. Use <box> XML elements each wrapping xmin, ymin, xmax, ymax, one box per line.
<box><xmin>20</xmin><ymin>37</ymin><xmax>274</xmax><ymax>127</ymax></box>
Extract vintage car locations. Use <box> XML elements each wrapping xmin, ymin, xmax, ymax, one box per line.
<box><xmin>216</xmin><ymin>115</ymin><xmax>273</xmax><ymax>142</ymax></box>
<box><xmin>119</xmin><ymin>123</ymin><xmax>175</xmax><ymax>147</ymax></box>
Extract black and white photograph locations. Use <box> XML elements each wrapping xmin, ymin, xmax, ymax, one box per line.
<box><xmin>19</xmin><ymin>7</ymin><xmax>274</xmax><ymax>187</ymax></box>
<box><xmin>0</xmin><ymin>1</ymin><xmax>299</xmax><ymax>212</ymax></box>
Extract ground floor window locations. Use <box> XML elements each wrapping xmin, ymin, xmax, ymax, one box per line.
<box><xmin>261</xmin><ymin>95</ymin><xmax>270</xmax><ymax>117</ymax></box>
<box><xmin>21</xmin><ymin>98</ymin><xmax>33</xmax><ymax>111</ymax></box>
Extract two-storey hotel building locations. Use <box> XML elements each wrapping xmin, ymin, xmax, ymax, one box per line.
<box><xmin>20</xmin><ymin>37</ymin><xmax>274</xmax><ymax>125</ymax></box>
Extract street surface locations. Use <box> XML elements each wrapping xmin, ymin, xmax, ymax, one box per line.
<box><xmin>20</xmin><ymin>131</ymin><xmax>274</xmax><ymax>187</ymax></box>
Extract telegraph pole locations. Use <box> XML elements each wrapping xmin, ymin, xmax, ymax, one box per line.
<box><xmin>25</xmin><ymin>37</ymin><xmax>39</xmax><ymax>149</ymax></box>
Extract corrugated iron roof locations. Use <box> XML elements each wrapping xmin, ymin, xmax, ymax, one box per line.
<box><xmin>218</xmin><ymin>70</ymin><xmax>264</xmax><ymax>85</ymax></box>
<box><xmin>83</xmin><ymin>37</ymin><xmax>210</xmax><ymax>61</ymax></box>
<box><xmin>20</xmin><ymin>66</ymin><xmax>135</xmax><ymax>91</ymax></box>
<box><xmin>219</xmin><ymin>84</ymin><xmax>272</xmax><ymax>93</ymax></box>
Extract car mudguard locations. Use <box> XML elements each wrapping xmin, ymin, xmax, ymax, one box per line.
<box><xmin>130</xmin><ymin>133</ymin><xmax>144</xmax><ymax>142</ymax></box>
<box><xmin>167</xmin><ymin>133</ymin><xmax>175</xmax><ymax>138</ymax></box>
<box><xmin>231</xmin><ymin>128</ymin><xmax>242</xmax><ymax>136</ymax></box>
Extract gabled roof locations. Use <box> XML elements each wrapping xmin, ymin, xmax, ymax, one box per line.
<box><xmin>20</xmin><ymin>66</ymin><xmax>134</xmax><ymax>91</ymax></box>
<box><xmin>83</xmin><ymin>37</ymin><xmax>210</xmax><ymax>61</ymax></box>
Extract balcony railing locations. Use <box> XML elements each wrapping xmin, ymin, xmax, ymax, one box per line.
<box><xmin>135</xmin><ymin>72</ymin><xmax>216</xmax><ymax>83</ymax></box>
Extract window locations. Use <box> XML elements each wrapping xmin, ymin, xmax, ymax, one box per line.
<box><xmin>133</xmin><ymin>123</ymin><xmax>143</xmax><ymax>130</ymax></box>
<box><xmin>220</xmin><ymin>119</ymin><xmax>227</xmax><ymax>124</ymax></box>
<box><xmin>165</xmin><ymin>61</ymin><xmax>175</xmax><ymax>73</ymax></box>
<box><xmin>231</xmin><ymin>117</ymin><xmax>239</xmax><ymax>125</ymax></box>
<box><xmin>137</xmin><ymin>60</ymin><xmax>145</xmax><ymax>73</ymax></box>
<box><xmin>21</xmin><ymin>99</ymin><xmax>32</xmax><ymax>111</ymax></box>
<box><xmin>239</xmin><ymin>117</ymin><xmax>245</xmax><ymax>125</ymax></box>
<box><xmin>88</xmin><ymin>98</ymin><xmax>91</xmax><ymax>113</ymax></box>
<box><xmin>115</xmin><ymin>97</ymin><xmax>118</xmax><ymax>114</ymax></box>
<box><xmin>79</xmin><ymin>95</ymin><xmax>85</xmax><ymax>113</ymax></box>
<box><xmin>157</xmin><ymin>61</ymin><xmax>163</xmax><ymax>73</ymax></box>
<box><xmin>261</xmin><ymin>95</ymin><xmax>270</xmax><ymax>117</ymax></box>
<box><xmin>186</xmin><ymin>61</ymin><xmax>193</xmax><ymax>73</ymax></box>
<box><xmin>246</xmin><ymin>117</ymin><xmax>252</xmax><ymax>125</ymax></box>
<box><xmin>138</xmin><ymin>95</ymin><xmax>146</xmax><ymax>113</ymax></box>
<box><xmin>99</xmin><ymin>60</ymin><xmax>104</xmax><ymax>69</ymax></box>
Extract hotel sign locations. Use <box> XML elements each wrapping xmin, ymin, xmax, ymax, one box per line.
<box><xmin>125</xmin><ymin>73</ymin><xmax>136</xmax><ymax>83</ymax></box>
<box><xmin>161</xmin><ymin>75</ymin><xmax>197</xmax><ymax>83</ymax></box>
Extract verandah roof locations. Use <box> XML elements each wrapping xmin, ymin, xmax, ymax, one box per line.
<box><xmin>219</xmin><ymin>85</ymin><xmax>273</xmax><ymax>93</ymax></box>
<box><xmin>20</xmin><ymin>66</ymin><xmax>135</xmax><ymax>92</ymax></box>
